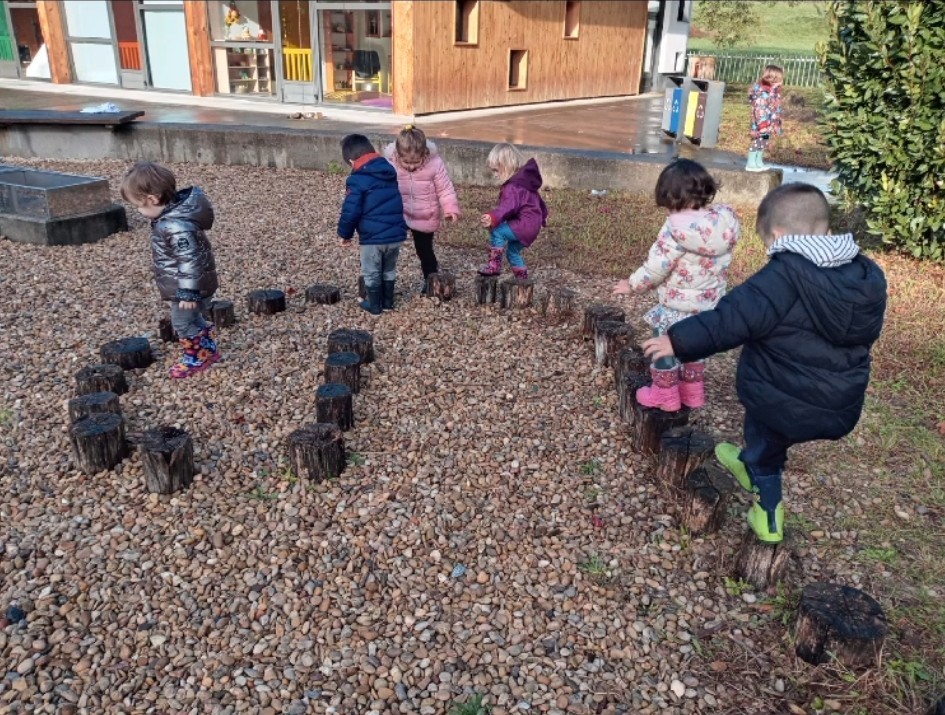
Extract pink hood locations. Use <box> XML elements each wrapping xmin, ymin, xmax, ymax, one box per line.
<box><xmin>383</xmin><ymin>140</ymin><xmax>461</xmax><ymax>233</ymax></box>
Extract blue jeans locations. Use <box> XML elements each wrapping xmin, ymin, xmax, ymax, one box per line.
<box><xmin>360</xmin><ymin>243</ymin><xmax>401</xmax><ymax>288</ymax></box>
<box><xmin>169</xmin><ymin>297</ymin><xmax>211</xmax><ymax>339</ymax></box>
<box><xmin>490</xmin><ymin>222</ymin><xmax>526</xmax><ymax>269</ymax></box>
<box><xmin>740</xmin><ymin>413</ymin><xmax>797</xmax><ymax>514</ymax></box>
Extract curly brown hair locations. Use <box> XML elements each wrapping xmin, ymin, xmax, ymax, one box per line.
<box><xmin>654</xmin><ymin>159</ymin><xmax>719</xmax><ymax>212</ymax></box>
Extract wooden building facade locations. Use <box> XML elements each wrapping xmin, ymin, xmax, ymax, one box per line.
<box><xmin>0</xmin><ymin>0</ymin><xmax>652</xmax><ymax>116</ymax></box>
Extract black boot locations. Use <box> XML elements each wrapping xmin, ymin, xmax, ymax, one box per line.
<box><xmin>360</xmin><ymin>285</ymin><xmax>383</xmax><ymax>315</ymax></box>
<box><xmin>382</xmin><ymin>280</ymin><xmax>396</xmax><ymax>311</ymax></box>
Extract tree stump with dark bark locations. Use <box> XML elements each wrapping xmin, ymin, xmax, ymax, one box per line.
<box><xmin>540</xmin><ymin>288</ymin><xmax>576</xmax><ymax>318</ymax></box>
<box><xmin>614</xmin><ymin>346</ymin><xmax>649</xmax><ymax>397</ymax></box>
<box><xmin>75</xmin><ymin>364</ymin><xmax>128</xmax><ymax>396</ymax></box>
<box><xmin>327</xmin><ymin>328</ymin><xmax>374</xmax><ymax>364</ymax></box>
<box><xmin>247</xmin><ymin>289</ymin><xmax>286</xmax><ymax>315</ymax></box>
<box><xmin>475</xmin><ymin>275</ymin><xmax>499</xmax><ymax>304</ymax></box>
<box><xmin>425</xmin><ymin>271</ymin><xmax>456</xmax><ymax>301</ymax></box>
<box><xmin>734</xmin><ymin>530</ymin><xmax>792</xmax><ymax>589</ymax></box>
<box><xmin>324</xmin><ymin>351</ymin><xmax>361</xmax><ymax>393</ymax></box>
<box><xmin>305</xmin><ymin>284</ymin><xmax>342</xmax><ymax>305</ymax></box>
<box><xmin>138</xmin><ymin>426</ymin><xmax>195</xmax><ymax>494</ymax></box>
<box><xmin>583</xmin><ymin>305</ymin><xmax>625</xmax><ymax>340</ymax></box>
<box><xmin>100</xmin><ymin>337</ymin><xmax>154</xmax><ymax>370</ymax></box>
<box><xmin>656</xmin><ymin>427</ymin><xmax>716</xmax><ymax>492</ymax></box>
<box><xmin>286</xmin><ymin>423</ymin><xmax>346</xmax><ymax>483</ymax></box>
<box><xmin>499</xmin><ymin>277</ymin><xmax>535</xmax><ymax>309</ymax></box>
<box><xmin>203</xmin><ymin>299</ymin><xmax>236</xmax><ymax>327</ymax></box>
<box><xmin>630</xmin><ymin>387</ymin><xmax>691</xmax><ymax>455</ymax></box>
<box><xmin>69</xmin><ymin>412</ymin><xmax>127</xmax><ymax>474</ymax></box>
<box><xmin>682</xmin><ymin>461</ymin><xmax>737</xmax><ymax>535</ymax></box>
<box><xmin>794</xmin><ymin>582</ymin><xmax>888</xmax><ymax>669</ymax></box>
<box><xmin>158</xmin><ymin>318</ymin><xmax>177</xmax><ymax>343</ymax></box>
<box><xmin>594</xmin><ymin>320</ymin><xmax>636</xmax><ymax>367</ymax></box>
<box><xmin>68</xmin><ymin>391</ymin><xmax>121</xmax><ymax>424</ymax></box>
<box><xmin>316</xmin><ymin>383</ymin><xmax>354</xmax><ymax>431</ymax></box>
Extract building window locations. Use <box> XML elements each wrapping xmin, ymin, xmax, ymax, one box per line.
<box><xmin>564</xmin><ymin>0</ymin><xmax>581</xmax><ymax>39</ymax></box>
<box><xmin>454</xmin><ymin>0</ymin><xmax>479</xmax><ymax>45</ymax></box>
<box><xmin>677</xmin><ymin>0</ymin><xmax>691</xmax><ymax>23</ymax></box>
<box><xmin>508</xmin><ymin>49</ymin><xmax>527</xmax><ymax>90</ymax></box>
<box><xmin>208</xmin><ymin>2</ymin><xmax>275</xmax><ymax>96</ymax></box>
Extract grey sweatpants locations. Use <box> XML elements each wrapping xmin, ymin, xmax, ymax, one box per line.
<box><xmin>168</xmin><ymin>298</ymin><xmax>211</xmax><ymax>339</ymax></box>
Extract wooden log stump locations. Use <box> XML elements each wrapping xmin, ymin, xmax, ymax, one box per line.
<box><xmin>305</xmin><ymin>284</ymin><xmax>342</xmax><ymax>305</ymax></box>
<box><xmin>734</xmin><ymin>530</ymin><xmax>792</xmax><ymax>590</ymax></box>
<box><xmin>630</xmin><ymin>386</ymin><xmax>691</xmax><ymax>456</ymax></box>
<box><xmin>794</xmin><ymin>582</ymin><xmax>888</xmax><ymax>669</ymax></box>
<box><xmin>618</xmin><ymin>374</ymin><xmax>645</xmax><ymax>424</ymax></box>
<box><xmin>286</xmin><ymin>423</ymin><xmax>346</xmax><ymax>483</ymax></box>
<box><xmin>316</xmin><ymin>383</ymin><xmax>354</xmax><ymax>431</ymax></box>
<box><xmin>138</xmin><ymin>426</ymin><xmax>195</xmax><ymax>494</ymax></box>
<box><xmin>540</xmin><ymin>287</ymin><xmax>576</xmax><ymax>318</ymax></box>
<box><xmin>614</xmin><ymin>346</ymin><xmax>649</xmax><ymax>396</ymax></box>
<box><xmin>325</xmin><ymin>351</ymin><xmax>361</xmax><ymax>393</ymax></box>
<box><xmin>100</xmin><ymin>337</ymin><xmax>154</xmax><ymax>370</ymax></box>
<box><xmin>247</xmin><ymin>289</ymin><xmax>286</xmax><ymax>315</ymax></box>
<box><xmin>656</xmin><ymin>427</ymin><xmax>716</xmax><ymax>492</ymax></box>
<box><xmin>204</xmin><ymin>299</ymin><xmax>236</xmax><ymax>327</ymax></box>
<box><xmin>594</xmin><ymin>320</ymin><xmax>636</xmax><ymax>367</ymax></box>
<box><xmin>425</xmin><ymin>271</ymin><xmax>456</xmax><ymax>301</ymax></box>
<box><xmin>499</xmin><ymin>277</ymin><xmax>535</xmax><ymax>309</ymax></box>
<box><xmin>327</xmin><ymin>328</ymin><xmax>374</xmax><ymax>364</ymax></box>
<box><xmin>67</xmin><ymin>391</ymin><xmax>121</xmax><ymax>423</ymax></box>
<box><xmin>475</xmin><ymin>275</ymin><xmax>499</xmax><ymax>304</ymax></box>
<box><xmin>75</xmin><ymin>364</ymin><xmax>128</xmax><ymax>396</ymax></box>
<box><xmin>158</xmin><ymin>318</ymin><xmax>177</xmax><ymax>343</ymax></box>
<box><xmin>682</xmin><ymin>461</ymin><xmax>737</xmax><ymax>535</ymax></box>
<box><xmin>69</xmin><ymin>412</ymin><xmax>127</xmax><ymax>474</ymax></box>
<box><xmin>583</xmin><ymin>305</ymin><xmax>625</xmax><ymax>340</ymax></box>
<box><xmin>358</xmin><ymin>276</ymin><xmax>367</xmax><ymax>300</ymax></box>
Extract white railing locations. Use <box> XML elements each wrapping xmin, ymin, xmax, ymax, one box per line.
<box><xmin>685</xmin><ymin>52</ymin><xmax>823</xmax><ymax>88</ymax></box>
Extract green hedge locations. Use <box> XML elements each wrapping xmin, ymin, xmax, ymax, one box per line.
<box><xmin>819</xmin><ymin>2</ymin><xmax>945</xmax><ymax>260</ymax></box>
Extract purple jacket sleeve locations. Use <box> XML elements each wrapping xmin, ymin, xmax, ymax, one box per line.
<box><xmin>488</xmin><ymin>184</ymin><xmax>526</xmax><ymax>227</ymax></box>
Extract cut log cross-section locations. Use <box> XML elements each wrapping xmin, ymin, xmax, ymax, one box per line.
<box><xmin>75</xmin><ymin>364</ymin><xmax>128</xmax><ymax>396</ymax></box>
<box><xmin>247</xmin><ymin>289</ymin><xmax>286</xmax><ymax>315</ymax></box>
<box><xmin>656</xmin><ymin>427</ymin><xmax>716</xmax><ymax>492</ymax></box>
<box><xmin>682</xmin><ymin>461</ymin><xmax>737</xmax><ymax>535</ymax></box>
<box><xmin>203</xmin><ymin>299</ymin><xmax>236</xmax><ymax>327</ymax></box>
<box><xmin>499</xmin><ymin>277</ymin><xmax>535</xmax><ymax>309</ymax></box>
<box><xmin>614</xmin><ymin>346</ymin><xmax>649</xmax><ymax>397</ymax></box>
<box><xmin>316</xmin><ymin>383</ymin><xmax>354</xmax><ymax>431</ymax></box>
<box><xmin>100</xmin><ymin>337</ymin><xmax>154</xmax><ymax>370</ymax></box>
<box><xmin>582</xmin><ymin>305</ymin><xmax>625</xmax><ymax>340</ymax></box>
<box><xmin>324</xmin><ymin>351</ymin><xmax>361</xmax><ymax>393</ymax></box>
<box><xmin>67</xmin><ymin>391</ymin><xmax>121</xmax><ymax>424</ymax></box>
<box><xmin>794</xmin><ymin>582</ymin><xmax>888</xmax><ymax>669</ymax></box>
<box><xmin>327</xmin><ymin>328</ymin><xmax>374</xmax><ymax>364</ymax></box>
<box><xmin>475</xmin><ymin>275</ymin><xmax>499</xmax><ymax>304</ymax></box>
<box><xmin>540</xmin><ymin>287</ymin><xmax>577</xmax><ymax>318</ymax></box>
<box><xmin>69</xmin><ymin>412</ymin><xmax>127</xmax><ymax>474</ymax></box>
<box><xmin>138</xmin><ymin>426</ymin><xmax>195</xmax><ymax>495</ymax></box>
<box><xmin>305</xmin><ymin>284</ymin><xmax>342</xmax><ymax>305</ymax></box>
<box><xmin>630</xmin><ymin>384</ymin><xmax>691</xmax><ymax>455</ymax></box>
<box><xmin>426</xmin><ymin>271</ymin><xmax>456</xmax><ymax>301</ymax></box>
<box><xmin>734</xmin><ymin>530</ymin><xmax>793</xmax><ymax>590</ymax></box>
<box><xmin>594</xmin><ymin>320</ymin><xmax>636</xmax><ymax>367</ymax></box>
<box><xmin>286</xmin><ymin>423</ymin><xmax>346</xmax><ymax>483</ymax></box>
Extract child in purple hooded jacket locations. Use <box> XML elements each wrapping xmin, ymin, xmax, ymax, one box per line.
<box><xmin>478</xmin><ymin>143</ymin><xmax>548</xmax><ymax>279</ymax></box>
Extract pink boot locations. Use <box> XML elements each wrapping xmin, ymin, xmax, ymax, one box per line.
<box><xmin>511</xmin><ymin>266</ymin><xmax>529</xmax><ymax>280</ymax></box>
<box><xmin>478</xmin><ymin>248</ymin><xmax>504</xmax><ymax>276</ymax></box>
<box><xmin>636</xmin><ymin>366</ymin><xmax>682</xmax><ymax>412</ymax></box>
<box><xmin>678</xmin><ymin>362</ymin><xmax>705</xmax><ymax>408</ymax></box>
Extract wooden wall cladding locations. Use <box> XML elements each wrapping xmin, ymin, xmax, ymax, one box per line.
<box><xmin>36</xmin><ymin>1</ymin><xmax>73</xmax><ymax>84</ymax></box>
<box><xmin>407</xmin><ymin>0</ymin><xmax>647</xmax><ymax>114</ymax></box>
<box><xmin>184</xmin><ymin>0</ymin><xmax>215</xmax><ymax>97</ymax></box>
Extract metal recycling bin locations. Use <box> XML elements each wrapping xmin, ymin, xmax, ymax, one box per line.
<box><xmin>684</xmin><ymin>79</ymin><xmax>725</xmax><ymax>148</ymax></box>
<box><xmin>661</xmin><ymin>75</ymin><xmax>696</xmax><ymax>138</ymax></box>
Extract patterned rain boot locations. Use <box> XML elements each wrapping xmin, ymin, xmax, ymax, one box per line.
<box><xmin>478</xmin><ymin>248</ymin><xmax>504</xmax><ymax>276</ymax></box>
<box><xmin>715</xmin><ymin>442</ymin><xmax>756</xmax><ymax>493</ymax></box>
<box><xmin>635</xmin><ymin>366</ymin><xmax>682</xmax><ymax>412</ymax></box>
<box><xmin>746</xmin><ymin>501</ymin><xmax>785</xmax><ymax>544</ymax></box>
<box><xmin>511</xmin><ymin>266</ymin><xmax>529</xmax><ymax>280</ymax></box>
<box><xmin>678</xmin><ymin>362</ymin><xmax>705</xmax><ymax>408</ymax></box>
<box><xmin>195</xmin><ymin>325</ymin><xmax>221</xmax><ymax>367</ymax></box>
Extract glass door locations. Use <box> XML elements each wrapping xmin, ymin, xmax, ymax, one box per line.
<box><xmin>278</xmin><ymin>0</ymin><xmax>314</xmax><ymax>102</ymax></box>
<box><xmin>139</xmin><ymin>0</ymin><xmax>192</xmax><ymax>91</ymax></box>
<box><xmin>111</xmin><ymin>0</ymin><xmax>145</xmax><ymax>88</ymax></box>
<box><xmin>7</xmin><ymin>0</ymin><xmax>50</xmax><ymax>80</ymax></box>
<box><xmin>62</xmin><ymin>0</ymin><xmax>120</xmax><ymax>85</ymax></box>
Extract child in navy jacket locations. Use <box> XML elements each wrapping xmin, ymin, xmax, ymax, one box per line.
<box><xmin>338</xmin><ymin>134</ymin><xmax>408</xmax><ymax>314</ymax></box>
<box><xmin>643</xmin><ymin>184</ymin><xmax>887</xmax><ymax>544</ymax></box>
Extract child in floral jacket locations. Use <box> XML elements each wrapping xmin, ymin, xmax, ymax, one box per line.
<box><xmin>746</xmin><ymin>64</ymin><xmax>784</xmax><ymax>172</ymax></box>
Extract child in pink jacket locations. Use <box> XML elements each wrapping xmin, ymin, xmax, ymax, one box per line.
<box><xmin>384</xmin><ymin>126</ymin><xmax>461</xmax><ymax>294</ymax></box>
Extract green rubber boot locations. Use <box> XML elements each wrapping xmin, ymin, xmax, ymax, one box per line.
<box><xmin>747</xmin><ymin>502</ymin><xmax>785</xmax><ymax>544</ymax></box>
<box><xmin>715</xmin><ymin>442</ymin><xmax>756</xmax><ymax>493</ymax></box>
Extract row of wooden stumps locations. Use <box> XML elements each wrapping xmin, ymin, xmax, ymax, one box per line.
<box><xmin>585</xmin><ymin>304</ymin><xmax>889</xmax><ymax>672</ymax></box>
<box><xmin>284</xmin><ymin>328</ymin><xmax>375</xmax><ymax>483</ymax></box>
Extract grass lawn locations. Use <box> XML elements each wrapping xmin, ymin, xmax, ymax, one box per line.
<box><xmin>689</xmin><ymin>0</ymin><xmax>830</xmax><ymax>55</ymax></box>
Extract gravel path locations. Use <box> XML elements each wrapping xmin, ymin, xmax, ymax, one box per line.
<box><xmin>1</xmin><ymin>160</ymin><xmax>830</xmax><ymax>715</ymax></box>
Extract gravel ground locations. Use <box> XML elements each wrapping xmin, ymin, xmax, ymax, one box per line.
<box><xmin>0</xmin><ymin>159</ymin><xmax>856</xmax><ymax>715</ymax></box>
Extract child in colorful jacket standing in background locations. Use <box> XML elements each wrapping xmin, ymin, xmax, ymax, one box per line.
<box><xmin>746</xmin><ymin>64</ymin><xmax>784</xmax><ymax>172</ymax></box>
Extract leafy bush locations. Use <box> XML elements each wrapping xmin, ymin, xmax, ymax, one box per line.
<box><xmin>819</xmin><ymin>2</ymin><xmax>945</xmax><ymax>260</ymax></box>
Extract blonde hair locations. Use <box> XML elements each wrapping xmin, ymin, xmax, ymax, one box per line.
<box><xmin>487</xmin><ymin>143</ymin><xmax>525</xmax><ymax>181</ymax></box>
<box><xmin>120</xmin><ymin>161</ymin><xmax>177</xmax><ymax>205</ymax></box>
<box><xmin>395</xmin><ymin>124</ymin><xmax>429</xmax><ymax>161</ymax></box>
<box><xmin>761</xmin><ymin>64</ymin><xmax>784</xmax><ymax>85</ymax></box>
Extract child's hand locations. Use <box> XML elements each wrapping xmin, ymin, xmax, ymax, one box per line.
<box><xmin>613</xmin><ymin>279</ymin><xmax>631</xmax><ymax>295</ymax></box>
<box><xmin>444</xmin><ymin>213</ymin><xmax>459</xmax><ymax>224</ymax></box>
<box><xmin>339</xmin><ymin>238</ymin><xmax>353</xmax><ymax>247</ymax></box>
<box><xmin>178</xmin><ymin>300</ymin><xmax>197</xmax><ymax>310</ymax></box>
<box><xmin>479</xmin><ymin>214</ymin><xmax>492</xmax><ymax>228</ymax></box>
<box><xmin>642</xmin><ymin>335</ymin><xmax>675</xmax><ymax>362</ymax></box>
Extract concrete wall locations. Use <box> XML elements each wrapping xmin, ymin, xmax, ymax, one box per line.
<box><xmin>0</xmin><ymin>122</ymin><xmax>780</xmax><ymax>206</ymax></box>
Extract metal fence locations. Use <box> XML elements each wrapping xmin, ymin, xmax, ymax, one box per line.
<box><xmin>685</xmin><ymin>52</ymin><xmax>823</xmax><ymax>88</ymax></box>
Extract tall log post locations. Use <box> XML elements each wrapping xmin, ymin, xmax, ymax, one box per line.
<box><xmin>681</xmin><ymin>462</ymin><xmax>737</xmax><ymax>535</ymax></box>
<box><xmin>324</xmin><ymin>351</ymin><xmax>361</xmax><ymax>393</ymax></box>
<box><xmin>286</xmin><ymin>423</ymin><xmax>346</xmax><ymax>483</ymax></box>
<box><xmin>67</xmin><ymin>391</ymin><xmax>121</xmax><ymax>423</ymax></box>
<box><xmin>75</xmin><ymin>364</ymin><xmax>128</xmax><ymax>396</ymax></box>
<box><xmin>499</xmin><ymin>277</ymin><xmax>535</xmax><ymax>309</ymax></box>
<box><xmin>426</xmin><ymin>271</ymin><xmax>456</xmax><ymax>301</ymax></box>
<box><xmin>204</xmin><ymin>299</ymin><xmax>236</xmax><ymax>327</ymax></box>
<box><xmin>69</xmin><ymin>413</ymin><xmax>127</xmax><ymax>474</ymax></box>
<box><xmin>582</xmin><ymin>305</ymin><xmax>625</xmax><ymax>340</ymax></box>
<box><xmin>327</xmin><ymin>328</ymin><xmax>374</xmax><ymax>364</ymax></box>
<box><xmin>656</xmin><ymin>427</ymin><xmax>716</xmax><ymax>492</ymax></box>
<box><xmin>540</xmin><ymin>288</ymin><xmax>576</xmax><ymax>318</ymax></box>
<box><xmin>316</xmin><ymin>383</ymin><xmax>354</xmax><ymax>431</ymax></box>
<box><xmin>593</xmin><ymin>320</ymin><xmax>636</xmax><ymax>367</ymax></box>
<box><xmin>614</xmin><ymin>346</ymin><xmax>649</xmax><ymax>396</ymax></box>
<box><xmin>734</xmin><ymin>531</ymin><xmax>793</xmax><ymax>590</ymax></box>
<box><xmin>138</xmin><ymin>426</ymin><xmax>195</xmax><ymax>494</ymax></box>
<box><xmin>475</xmin><ymin>275</ymin><xmax>499</xmax><ymax>304</ymax></box>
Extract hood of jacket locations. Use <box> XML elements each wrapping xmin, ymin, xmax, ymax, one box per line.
<box><xmin>666</xmin><ymin>205</ymin><xmax>740</xmax><ymax>257</ymax></box>
<box><xmin>506</xmin><ymin>158</ymin><xmax>543</xmax><ymax>193</ymax></box>
<box><xmin>354</xmin><ymin>154</ymin><xmax>398</xmax><ymax>182</ymax></box>
<box><xmin>157</xmin><ymin>187</ymin><xmax>214</xmax><ymax>231</ymax></box>
<box><xmin>776</xmin><ymin>248</ymin><xmax>887</xmax><ymax>348</ymax></box>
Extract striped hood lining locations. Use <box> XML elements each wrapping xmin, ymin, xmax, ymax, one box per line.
<box><xmin>768</xmin><ymin>233</ymin><xmax>860</xmax><ymax>268</ymax></box>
